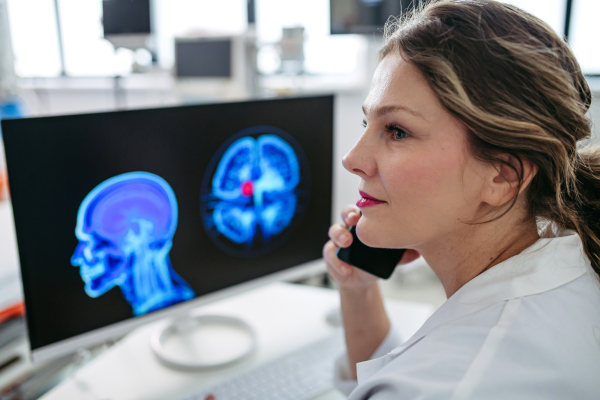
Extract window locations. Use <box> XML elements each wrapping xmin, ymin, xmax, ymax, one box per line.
<box><xmin>502</xmin><ymin>0</ymin><xmax>566</xmax><ymax>36</ymax></box>
<box><xmin>7</xmin><ymin>0</ymin><xmax>247</xmax><ymax>77</ymax></box>
<box><xmin>6</xmin><ymin>0</ymin><xmax>62</xmax><ymax>77</ymax></box>
<box><xmin>57</xmin><ymin>0</ymin><xmax>121</xmax><ymax>76</ymax></box>
<box><xmin>7</xmin><ymin>0</ymin><xmax>597</xmax><ymax>77</ymax></box>
<box><xmin>569</xmin><ymin>0</ymin><xmax>600</xmax><ymax>74</ymax></box>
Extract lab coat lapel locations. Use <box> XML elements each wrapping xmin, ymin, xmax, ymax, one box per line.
<box><xmin>356</xmin><ymin>337</ymin><xmax>425</xmax><ymax>384</ymax></box>
<box><xmin>355</xmin><ymin>296</ymin><xmax>467</xmax><ymax>385</ymax></box>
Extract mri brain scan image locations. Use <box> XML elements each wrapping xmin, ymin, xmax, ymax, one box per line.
<box><xmin>71</xmin><ymin>172</ymin><xmax>195</xmax><ymax>316</ymax></box>
<box><xmin>201</xmin><ymin>126</ymin><xmax>310</xmax><ymax>257</ymax></box>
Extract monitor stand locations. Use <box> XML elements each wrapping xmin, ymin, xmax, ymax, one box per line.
<box><xmin>150</xmin><ymin>314</ymin><xmax>257</xmax><ymax>371</ymax></box>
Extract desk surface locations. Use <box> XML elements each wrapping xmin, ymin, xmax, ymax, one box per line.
<box><xmin>39</xmin><ymin>282</ymin><xmax>433</xmax><ymax>400</ymax></box>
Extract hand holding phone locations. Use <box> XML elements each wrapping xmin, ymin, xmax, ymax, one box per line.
<box><xmin>336</xmin><ymin>225</ymin><xmax>406</xmax><ymax>279</ymax></box>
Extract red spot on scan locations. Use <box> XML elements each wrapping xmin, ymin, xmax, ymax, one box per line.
<box><xmin>241</xmin><ymin>181</ymin><xmax>254</xmax><ymax>197</ymax></box>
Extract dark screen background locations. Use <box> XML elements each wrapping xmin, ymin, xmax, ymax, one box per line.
<box><xmin>102</xmin><ymin>0</ymin><xmax>151</xmax><ymax>35</ymax></box>
<box><xmin>1</xmin><ymin>95</ymin><xmax>333</xmax><ymax>350</ymax></box>
<box><xmin>330</xmin><ymin>0</ymin><xmax>419</xmax><ymax>35</ymax></box>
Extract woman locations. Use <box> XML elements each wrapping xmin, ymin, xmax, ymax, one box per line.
<box><xmin>323</xmin><ymin>0</ymin><xmax>600</xmax><ymax>399</ymax></box>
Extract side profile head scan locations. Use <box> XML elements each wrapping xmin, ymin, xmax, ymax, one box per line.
<box><xmin>71</xmin><ymin>172</ymin><xmax>194</xmax><ymax>316</ymax></box>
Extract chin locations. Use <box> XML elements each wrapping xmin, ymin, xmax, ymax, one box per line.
<box><xmin>357</xmin><ymin>217</ymin><xmax>409</xmax><ymax>249</ymax></box>
<box><xmin>356</xmin><ymin>218</ymin><xmax>387</xmax><ymax>248</ymax></box>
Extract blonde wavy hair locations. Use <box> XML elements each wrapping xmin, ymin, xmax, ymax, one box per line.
<box><xmin>381</xmin><ymin>0</ymin><xmax>600</xmax><ymax>277</ymax></box>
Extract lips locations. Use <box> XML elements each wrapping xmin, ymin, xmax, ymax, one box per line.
<box><xmin>357</xmin><ymin>190</ymin><xmax>386</xmax><ymax>208</ymax></box>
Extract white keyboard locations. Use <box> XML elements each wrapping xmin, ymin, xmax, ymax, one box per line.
<box><xmin>181</xmin><ymin>332</ymin><xmax>345</xmax><ymax>400</ymax></box>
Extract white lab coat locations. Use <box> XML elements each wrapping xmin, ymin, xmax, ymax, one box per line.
<box><xmin>335</xmin><ymin>225</ymin><xmax>600</xmax><ymax>399</ymax></box>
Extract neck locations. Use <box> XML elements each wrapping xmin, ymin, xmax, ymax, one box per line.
<box><xmin>417</xmin><ymin>213</ymin><xmax>540</xmax><ymax>298</ymax></box>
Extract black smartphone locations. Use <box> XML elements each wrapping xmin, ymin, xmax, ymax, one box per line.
<box><xmin>336</xmin><ymin>225</ymin><xmax>406</xmax><ymax>279</ymax></box>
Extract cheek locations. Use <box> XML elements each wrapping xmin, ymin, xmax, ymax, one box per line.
<box><xmin>381</xmin><ymin>147</ymin><xmax>472</xmax><ymax>240</ymax></box>
<box><xmin>385</xmin><ymin>149</ymin><xmax>462</xmax><ymax>202</ymax></box>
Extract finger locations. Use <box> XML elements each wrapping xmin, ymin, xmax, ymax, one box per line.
<box><xmin>344</xmin><ymin>211</ymin><xmax>361</xmax><ymax>229</ymax></box>
<box><xmin>341</xmin><ymin>204</ymin><xmax>359</xmax><ymax>220</ymax></box>
<box><xmin>399</xmin><ymin>249</ymin><xmax>421</xmax><ymax>265</ymax></box>
<box><xmin>204</xmin><ymin>395</ymin><xmax>215</xmax><ymax>400</ymax></box>
<box><xmin>323</xmin><ymin>240</ymin><xmax>352</xmax><ymax>278</ymax></box>
<box><xmin>341</xmin><ymin>205</ymin><xmax>361</xmax><ymax>227</ymax></box>
<box><xmin>326</xmin><ymin>260</ymin><xmax>352</xmax><ymax>282</ymax></box>
<box><xmin>328</xmin><ymin>224</ymin><xmax>353</xmax><ymax>248</ymax></box>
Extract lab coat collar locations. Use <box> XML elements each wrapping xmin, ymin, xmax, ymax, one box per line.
<box><xmin>387</xmin><ymin>227</ymin><xmax>590</xmax><ymax>358</ymax></box>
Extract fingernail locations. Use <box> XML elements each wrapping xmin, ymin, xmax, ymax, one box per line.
<box><xmin>348</xmin><ymin>212</ymin><xmax>358</xmax><ymax>219</ymax></box>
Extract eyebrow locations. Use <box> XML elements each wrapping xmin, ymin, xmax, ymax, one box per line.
<box><xmin>362</xmin><ymin>104</ymin><xmax>426</xmax><ymax>120</ymax></box>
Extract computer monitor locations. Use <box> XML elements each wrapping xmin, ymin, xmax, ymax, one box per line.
<box><xmin>102</xmin><ymin>0</ymin><xmax>151</xmax><ymax>35</ymax></box>
<box><xmin>330</xmin><ymin>0</ymin><xmax>419</xmax><ymax>35</ymax></box>
<box><xmin>1</xmin><ymin>95</ymin><xmax>334</xmax><ymax>363</ymax></box>
<box><xmin>175</xmin><ymin>38</ymin><xmax>232</xmax><ymax>78</ymax></box>
<box><xmin>102</xmin><ymin>0</ymin><xmax>152</xmax><ymax>51</ymax></box>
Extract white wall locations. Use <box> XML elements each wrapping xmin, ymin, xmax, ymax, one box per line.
<box><xmin>332</xmin><ymin>91</ymin><xmax>367</xmax><ymax>222</ymax></box>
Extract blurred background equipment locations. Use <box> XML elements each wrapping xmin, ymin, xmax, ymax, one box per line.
<box><xmin>277</xmin><ymin>27</ymin><xmax>305</xmax><ymax>75</ymax></box>
<box><xmin>0</xmin><ymin>0</ymin><xmax>23</xmax><ymax>202</ymax></box>
<box><xmin>0</xmin><ymin>0</ymin><xmax>23</xmax><ymax>128</ymax></box>
<box><xmin>0</xmin><ymin>0</ymin><xmax>16</xmax><ymax>102</ymax></box>
<box><xmin>0</xmin><ymin>20</ymin><xmax>21</xmax><ymax>316</ymax></box>
<box><xmin>103</xmin><ymin>0</ymin><xmax>151</xmax><ymax>35</ymax></box>
<box><xmin>173</xmin><ymin>33</ymin><xmax>259</xmax><ymax>100</ymax></box>
<box><xmin>102</xmin><ymin>0</ymin><xmax>152</xmax><ymax>51</ymax></box>
<box><xmin>330</xmin><ymin>0</ymin><xmax>418</xmax><ymax>34</ymax></box>
<box><xmin>175</xmin><ymin>37</ymin><xmax>232</xmax><ymax>78</ymax></box>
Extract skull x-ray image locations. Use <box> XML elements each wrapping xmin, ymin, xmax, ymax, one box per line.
<box><xmin>71</xmin><ymin>172</ymin><xmax>195</xmax><ymax>316</ymax></box>
<box><xmin>201</xmin><ymin>126</ymin><xmax>310</xmax><ymax>257</ymax></box>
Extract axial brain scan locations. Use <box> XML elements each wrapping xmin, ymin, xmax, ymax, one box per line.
<box><xmin>201</xmin><ymin>126</ymin><xmax>309</xmax><ymax>257</ymax></box>
<box><xmin>71</xmin><ymin>172</ymin><xmax>195</xmax><ymax>316</ymax></box>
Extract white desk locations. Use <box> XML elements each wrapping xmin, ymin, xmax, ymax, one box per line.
<box><xmin>39</xmin><ymin>282</ymin><xmax>433</xmax><ymax>400</ymax></box>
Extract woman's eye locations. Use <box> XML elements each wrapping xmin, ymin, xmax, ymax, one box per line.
<box><xmin>394</xmin><ymin>129</ymin><xmax>408</xmax><ymax>140</ymax></box>
<box><xmin>361</xmin><ymin>119</ymin><xmax>367</xmax><ymax>128</ymax></box>
<box><xmin>386</xmin><ymin>124</ymin><xmax>408</xmax><ymax>140</ymax></box>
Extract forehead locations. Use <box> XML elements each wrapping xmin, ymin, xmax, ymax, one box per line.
<box><xmin>363</xmin><ymin>53</ymin><xmax>441</xmax><ymax>116</ymax></box>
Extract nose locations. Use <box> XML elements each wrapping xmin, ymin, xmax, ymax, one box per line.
<box><xmin>71</xmin><ymin>242</ymin><xmax>86</xmax><ymax>265</ymax></box>
<box><xmin>342</xmin><ymin>131</ymin><xmax>377</xmax><ymax>178</ymax></box>
<box><xmin>71</xmin><ymin>241</ymin><xmax>98</xmax><ymax>265</ymax></box>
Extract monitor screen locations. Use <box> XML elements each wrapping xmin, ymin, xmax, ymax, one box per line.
<box><xmin>175</xmin><ymin>39</ymin><xmax>232</xmax><ymax>78</ymax></box>
<box><xmin>1</xmin><ymin>95</ymin><xmax>333</xmax><ymax>358</ymax></box>
<box><xmin>102</xmin><ymin>0</ymin><xmax>151</xmax><ymax>35</ymax></box>
<box><xmin>330</xmin><ymin>0</ymin><xmax>418</xmax><ymax>35</ymax></box>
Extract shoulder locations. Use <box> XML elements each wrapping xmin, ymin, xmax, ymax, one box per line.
<box><xmin>351</xmin><ymin>274</ymin><xmax>600</xmax><ymax>399</ymax></box>
<box><xmin>458</xmin><ymin>274</ymin><xmax>600</xmax><ymax>399</ymax></box>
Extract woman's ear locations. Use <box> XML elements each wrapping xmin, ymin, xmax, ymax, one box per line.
<box><xmin>482</xmin><ymin>154</ymin><xmax>538</xmax><ymax>207</ymax></box>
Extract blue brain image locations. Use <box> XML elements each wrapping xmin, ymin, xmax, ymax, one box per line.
<box><xmin>71</xmin><ymin>172</ymin><xmax>195</xmax><ymax>316</ymax></box>
<box><xmin>210</xmin><ymin>134</ymin><xmax>300</xmax><ymax>245</ymax></box>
